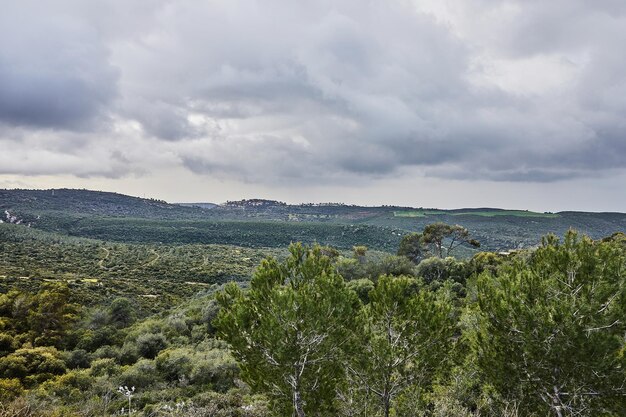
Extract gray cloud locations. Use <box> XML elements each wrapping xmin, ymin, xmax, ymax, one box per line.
<box><xmin>1</xmin><ymin>0</ymin><xmax>626</xmax><ymax>187</ymax></box>
<box><xmin>0</xmin><ymin>1</ymin><xmax>119</xmax><ymax>130</ymax></box>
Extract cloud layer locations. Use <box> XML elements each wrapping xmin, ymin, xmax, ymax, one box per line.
<box><xmin>1</xmin><ymin>0</ymin><xmax>626</xmax><ymax>186</ymax></box>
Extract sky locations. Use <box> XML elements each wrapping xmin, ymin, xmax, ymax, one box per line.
<box><xmin>1</xmin><ymin>0</ymin><xmax>625</xmax><ymax>212</ymax></box>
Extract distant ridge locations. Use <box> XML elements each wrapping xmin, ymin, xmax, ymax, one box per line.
<box><xmin>1</xmin><ymin>188</ymin><xmax>624</xmax><ymax>253</ymax></box>
<box><xmin>177</xmin><ymin>202</ymin><xmax>218</xmax><ymax>209</ymax></box>
<box><xmin>0</xmin><ymin>188</ymin><xmax>204</xmax><ymax>219</ymax></box>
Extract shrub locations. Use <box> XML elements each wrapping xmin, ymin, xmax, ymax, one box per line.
<box><xmin>118</xmin><ymin>359</ymin><xmax>159</xmax><ymax>389</ymax></box>
<box><xmin>155</xmin><ymin>349</ymin><xmax>193</xmax><ymax>383</ymax></box>
<box><xmin>118</xmin><ymin>342</ymin><xmax>139</xmax><ymax>365</ymax></box>
<box><xmin>92</xmin><ymin>345</ymin><xmax>119</xmax><ymax>361</ymax></box>
<box><xmin>0</xmin><ymin>333</ymin><xmax>16</xmax><ymax>355</ymax></box>
<box><xmin>40</xmin><ymin>370</ymin><xmax>94</xmax><ymax>399</ymax></box>
<box><xmin>64</xmin><ymin>349</ymin><xmax>91</xmax><ymax>370</ymax></box>
<box><xmin>0</xmin><ymin>378</ymin><xmax>23</xmax><ymax>402</ymax></box>
<box><xmin>136</xmin><ymin>333</ymin><xmax>167</xmax><ymax>360</ymax></box>
<box><xmin>188</xmin><ymin>350</ymin><xmax>238</xmax><ymax>392</ymax></box>
<box><xmin>89</xmin><ymin>358</ymin><xmax>121</xmax><ymax>377</ymax></box>
<box><xmin>0</xmin><ymin>347</ymin><xmax>66</xmax><ymax>386</ymax></box>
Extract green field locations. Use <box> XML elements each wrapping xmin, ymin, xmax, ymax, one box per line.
<box><xmin>393</xmin><ymin>210</ymin><xmax>446</xmax><ymax>217</ymax></box>
<box><xmin>394</xmin><ymin>209</ymin><xmax>560</xmax><ymax>218</ymax></box>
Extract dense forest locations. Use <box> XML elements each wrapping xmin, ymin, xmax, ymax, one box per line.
<box><xmin>1</xmin><ymin>190</ymin><xmax>625</xmax><ymax>416</ymax></box>
<box><xmin>2</xmin><ymin>189</ymin><xmax>626</xmax><ymax>252</ymax></box>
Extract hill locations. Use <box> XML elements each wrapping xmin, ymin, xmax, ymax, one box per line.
<box><xmin>0</xmin><ymin>188</ymin><xmax>208</xmax><ymax>219</ymax></box>
<box><xmin>1</xmin><ymin>188</ymin><xmax>625</xmax><ymax>252</ymax></box>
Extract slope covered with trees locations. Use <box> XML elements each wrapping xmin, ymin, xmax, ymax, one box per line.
<box><xmin>1</xmin><ymin>227</ymin><xmax>624</xmax><ymax>416</ymax></box>
<box><xmin>2</xmin><ymin>188</ymin><xmax>625</xmax><ymax>253</ymax></box>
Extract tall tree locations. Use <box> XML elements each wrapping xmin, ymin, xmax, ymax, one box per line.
<box><xmin>468</xmin><ymin>231</ymin><xmax>626</xmax><ymax>416</ymax></box>
<box><xmin>397</xmin><ymin>232</ymin><xmax>426</xmax><ymax>263</ymax></box>
<box><xmin>215</xmin><ymin>243</ymin><xmax>361</xmax><ymax>417</ymax></box>
<box><xmin>422</xmin><ymin>223</ymin><xmax>479</xmax><ymax>258</ymax></box>
<box><xmin>347</xmin><ymin>275</ymin><xmax>455</xmax><ymax>417</ymax></box>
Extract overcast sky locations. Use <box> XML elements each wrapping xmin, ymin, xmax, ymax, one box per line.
<box><xmin>1</xmin><ymin>0</ymin><xmax>625</xmax><ymax>211</ymax></box>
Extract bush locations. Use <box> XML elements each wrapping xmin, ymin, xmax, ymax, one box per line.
<box><xmin>136</xmin><ymin>333</ymin><xmax>168</xmax><ymax>360</ymax></box>
<box><xmin>89</xmin><ymin>358</ymin><xmax>121</xmax><ymax>377</ymax></box>
<box><xmin>347</xmin><ymin>279</ymin><xmax>375</xmax><ymax>304</ymax></box>
<box><xmin>155</xmin><ymin>349</ymin><xmax>193</xmax><ymax>383</ymax></box>
<box><xmin>366</xmin><ymin>255</ymin><xmax>416</xmax><ymax>278</ymax></box>
<box><xmin>0</xmin><ymin>378</ymin><xmax>23</xmax><ymax>402</ymax></box>
<box><xmin>166</xmin><ymin>314</ymin><xmax>189</xmax><ymax>337</ymax></box>
<box><xmin>118</xmin><ymin>359</ymin><xmax>160</xmax><ymax>389</ymax></box>
<box><xmin>201</xmin><ymin>300</ymin><xmax>221</xmax><ymax>334</ymax></box>
<box><xmin>64</xmin><ymin>349</ymin><xmax>91</xmax><ymax>370</ymax></box>
<box><xmin>92</xmin><ymin>345</ymin><xmax>119</xmax><ymax>361</ymax></box>
<box><xmin>188</xmin><ymin>350</ymin><xmax>238</xmax><ymax>392</ymax></box>
<box><xmin>0</xmin><ymin>333</ymin><xmax>16</xmax><ymax>355</ymax></box>
<box><xmin>108</xmin><ymin>298</ymin><xmax>136</xmax><ymax>328</ymax></box>
<box><xmin>118</xmin><ymin>342</ymin><xmax>139</xmax><ymax>365</ymax></box>
<box><xmin>416</xmin><ymin>257</ymin><xmax>469</xmax><ymax>285</ymax></box>
<box><xmin>0</xmin><ymin>347</ymin><xmax>66</xmax><ymax>386</ymax></box>
<box><xmin>40</xmin><ymin>370</ymin><xmax>94</xmax><ymax>399</ymax></box>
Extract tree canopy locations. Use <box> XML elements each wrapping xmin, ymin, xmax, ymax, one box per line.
<box><xmin>215</xmin><ymin>243</ymin><xmax>361</xmax><ymax>416</ymax></box>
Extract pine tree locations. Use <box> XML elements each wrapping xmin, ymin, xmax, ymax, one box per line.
<box><xmin>215</xmin><ymin>243</ymin><xmax>361</xmax><ymax>417</ymax></box>
<box><xmin>468</xmin><ymin>231</ymin><xmax>626</xmax><ymax>416</ymax></box>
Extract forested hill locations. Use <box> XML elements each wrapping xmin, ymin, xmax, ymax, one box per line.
<box><xmin>0</xmin><ymin>188</ymin><xmax>208</xmax><ymax>219</ymax></box>
<box><xmin>1</xmin><ymin>188</ymin><xmax>625</xmax><ymax>252</ymax></box>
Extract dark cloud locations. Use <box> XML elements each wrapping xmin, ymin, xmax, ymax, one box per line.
<box><xmin>0</xmin><ymin>1</ymin><xmax>119</xmax><ymax>130</ymax></box>
<box><xmin>1</xmin><ymin>0</ymin><xmax>626</xmax><ymax>186</ymax></box>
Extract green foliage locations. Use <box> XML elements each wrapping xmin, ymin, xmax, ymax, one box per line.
<box><xmin>63</xmin><ymin>349</ymin><xmax>91</xmax><ymax>370</ymax></box>
<box><xmin>422</xmin><ymin>222</ymin><xmax>480</xmax><ymax>258</ymax></box>
<box><xmin>89</xmin><ymin>357</ymin><xmax>120</xmax><ymax>377</ymax></box>
<box><xmin>0</xmin><ymin>378</ymin><xmax>23</xmax><ymax>402</ymax></box>
<box><xmin>415</xmin><ymin>256</ymin><xmax>470</xmax><ymax>285</ymax></box>
<box><xmin>346</xmin><ymin>275</ymin><xmax>455</xmax><ymax>416</ymax></box>
<box><xmin>468</xmin><ymin>231</ymin><xmax>626</xmax><ymax>416</ymax></box>
<box><xmin>0</xmin><ymin>347</ymin><xmax>66</xmax><ymax>387</ymax></box>
<box><xmin>108</xmin><ymin>298</ymin><xmax>136</xmax><ymax>328</ymax></box>
<box><xmin>336</xmin><ymin>254</ymin><xmax>416</xmax><ymax>282</ymax></box>
<box><xmin>3</xmin><ymin>220</ymin><xmax>626</xmax><ymax>416</ymax></box>
<box><xmin>347</xmin><ymin>279</ymin><xmax>375</xmax><ymax>304</ymax></box>
<box><xmin>135</xmin><ymin>333</ymin><xmax>168</xmax><ymax>359</ymax></box>
<box><xmin>397</xmin><ymin>232</ymin><xmax>426</xmax><ymax>263</ymax></box>
<box><xmin>215</xmin><ymin>243</ymin><xmax>361</xmax><ymax>416</ymax></box>
<box><xmin>0</xmin><ymin>283</ymin><xmax>78</xmax><ymax>349</ymax></box>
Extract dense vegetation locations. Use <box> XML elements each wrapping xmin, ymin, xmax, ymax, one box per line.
<box><xmin>1</xmin><ymin>189</ymin><xmax>625</xmax><ymax>416</ymax></box>
<box><xmin>0</xmin><ymin>224</ymin><xmax>287</xmax><ymax>315</ymax></box>
<box><xmin>2</xmin><ymin>189</ymin><xmax>626</xmax><ymax>252</ymax></box>
<box><xmin>1</xmin><ymin>228</ymin><xmax>624</xmax><ymax>415</ymax></box>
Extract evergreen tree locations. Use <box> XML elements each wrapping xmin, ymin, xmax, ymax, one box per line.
<box><xmin>347</xmin><ymin>275</ymin><xmax>455</xmax><ymax>417</ymax></box>
<box><xmin>215</xmin><ymin>243</ymin><xmax>361</xmax><ymax>417</ymax></box>
<box><xmin>468</xmin><ymin>231</ymin><xmax>626</xmax><ymax>416</ymax></box>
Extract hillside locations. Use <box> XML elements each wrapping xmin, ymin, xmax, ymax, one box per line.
<box><xmin>0</xmin><ymin>188</ymin><xmax>208</xmax><ymax>219</ymax></box>
<box><xmin>1</xmin><ymin>188</ymin><xmax>625</xmax><ymax>252</ymax></box>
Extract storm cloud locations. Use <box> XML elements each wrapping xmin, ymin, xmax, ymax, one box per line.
<box><xmin>1</xmin><ymin>0</ymin><xmax>626</xmax><ymax>189</ymax></box>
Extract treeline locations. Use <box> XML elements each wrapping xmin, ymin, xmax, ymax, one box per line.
<box><xmin>217</xmin><ymin>231</ymin><xmax>626</xmax><ymax>416</ymax></box>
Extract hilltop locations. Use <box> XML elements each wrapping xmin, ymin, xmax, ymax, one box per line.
<box><xmin>1</xmin><ymin>188</ymin><xmax>625</xmax><ymax>252</ymax></box>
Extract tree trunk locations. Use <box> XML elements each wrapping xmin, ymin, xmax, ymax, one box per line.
<box><xmin>383</xmin><ymin>393</ymin><xmax>391</xmax><ymax>417</ymax></box>
<box><xmin>293</xmin><ymin>389</ymin><xmax>306</xmax><ymax>417</ymax></box>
